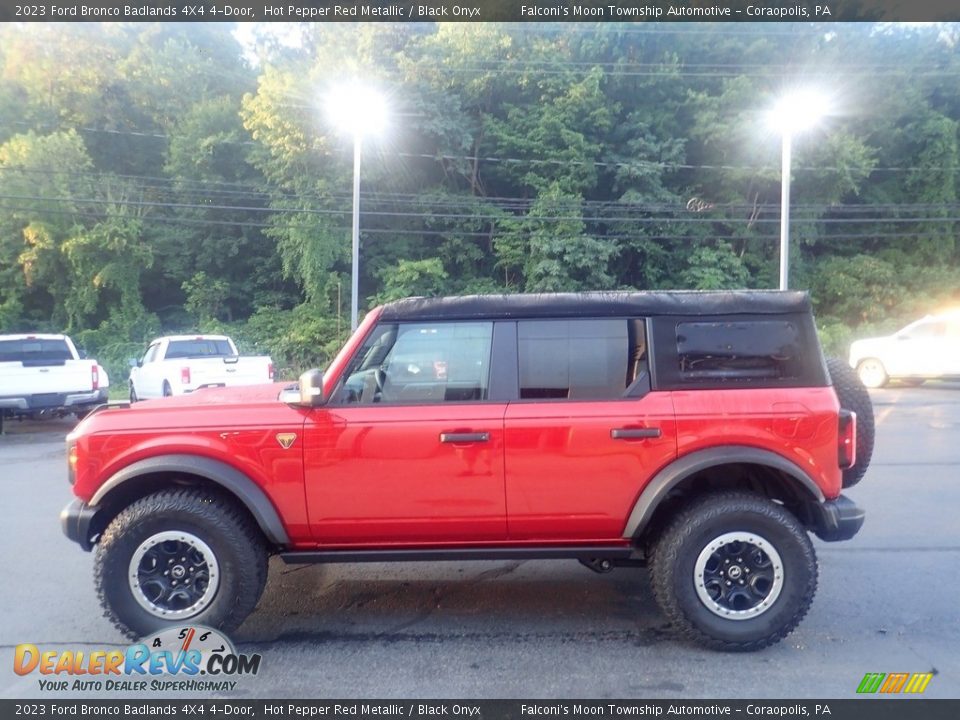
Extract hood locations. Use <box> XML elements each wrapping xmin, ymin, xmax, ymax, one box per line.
<box><xmin>134</xmin><ymin>382</ymin><xmax>291</xmax><ymax>408</ymax></box>
<box><xmin>72</xmin><ymin>381</ymin><xmax>302</xmax><ymax>437</ymax></box>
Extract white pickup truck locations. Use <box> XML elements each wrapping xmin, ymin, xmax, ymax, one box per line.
<box><xmin>0</xmin><ymin>334</ymin><xmax>109</xmax><ymax>427</ymax></box>
<box><xmin>128</xmin><ymin>335</ymin><xmax>273</xmax><ymax>402</ymax></box>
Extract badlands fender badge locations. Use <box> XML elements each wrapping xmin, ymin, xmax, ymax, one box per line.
<box><xmin>276</xmin><ymin>433</ymin><xmax>297</xmax><ymax>449</ymax></box>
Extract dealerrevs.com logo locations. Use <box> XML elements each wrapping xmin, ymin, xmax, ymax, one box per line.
<box><xmin>14</xmin><ymin>626</ymin><xmax>261</xmax><ymax>693</ymax></box>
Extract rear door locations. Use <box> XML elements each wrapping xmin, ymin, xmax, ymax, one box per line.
<box><xmin>503</xmin><ymin>318</ymin><xmax>677</xmax><ymax>540</ymax></box>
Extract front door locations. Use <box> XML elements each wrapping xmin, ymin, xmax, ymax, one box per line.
<box><xmin>303</xmin><ymin>320</ymin><xmax>507</xmax><ymax>544</ymax></box>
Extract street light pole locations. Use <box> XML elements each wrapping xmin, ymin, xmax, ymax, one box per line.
<box><xmin>779</xmin><ymin>131</ymin><xmax>792</xmax><ymax>291</ymax></box>
<box><xmin>326</xmin><ymin>83</ymin><xmax>387</xmax><ymax>332</ymax></box>
<box><xmin>351</xmin><ymin>135</ymin><xmax>362</xmax><ymax>331</ymax></box>
<box><xmin>768</xmin><ymin>89</ymin><xmax>828</xmax><ymax>292</ymax></box>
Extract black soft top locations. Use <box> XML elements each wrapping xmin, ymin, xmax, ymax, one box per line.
<box><xmin>379</xmin><ymin>290</ymin><xmax>811</xmax><ymax>322</ymax></box>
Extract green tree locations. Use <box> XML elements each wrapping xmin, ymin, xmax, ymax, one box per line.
<box><xmin>497</xmin><ymin>185</ymin><xmax>616</xmax><ymax>292</ymax></box>
<box><xmin>61</xmin><ymin>213</ymin><xmax>152</xmax><ymax>331</ymax></box>
<box><xmin>0</xmin><ymin>129</ymin><xmax>94</xmax><ymax>327</ymax></box>
<box><xmin>375</xmin><ymin>258</ymin><xmax>449</xmax><ymax>303</ymax></box>
<box><xmin>679</xmin><ymin>241</ymin><xmax>751</xmax><ymax>290</ymax></box>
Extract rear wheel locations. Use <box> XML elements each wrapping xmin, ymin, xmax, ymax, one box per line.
<box><xmin>650</xmin><ymin>491</ymin><xmax>817</xmax><ymax>651</ymax></box>
<box><xmin>94</xmin><ymin>488</ymin><xmax>268</xmax><ymax>638</ymax></box>
<box><xmin>827</xmin><ymin>357</ymin><xmax>875</xmax><ymax>488</ymax></box>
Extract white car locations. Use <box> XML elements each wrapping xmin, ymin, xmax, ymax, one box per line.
<box><xmin>128</xmin><ymin>334</ymin><xmax>273</xmax><ymax>401</ymax></box>
<box><xmin>848</xmin><ymin>311</ymin><xmax>960</xmax><ymax>388</ymax></box>
<box><xmin>0</xmin><ymin>333</ymin><xmax>109</xmax><ymax>422</ymax></box>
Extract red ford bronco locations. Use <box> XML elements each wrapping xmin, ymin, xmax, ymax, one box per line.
<box><xmin>61</xmin><ymin>291</ymin><xmax>872</xmax><ymax>650</ymax></box>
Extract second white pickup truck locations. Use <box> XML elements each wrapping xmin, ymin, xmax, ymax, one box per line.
<box><xmin>128</xmin><ymin>335</ymin><xmax>274</xmax><ymax>402</ymax></box>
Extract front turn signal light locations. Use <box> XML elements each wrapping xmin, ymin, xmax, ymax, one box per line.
<box><xmin>67</xmin><ymin>444</ymin><xmax>79</xmax><ymax>485</ymax></box>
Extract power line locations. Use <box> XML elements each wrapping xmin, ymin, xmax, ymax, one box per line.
<box><xmin>8</xmin><ymin>167</ymin><xmax>960</xmax><ymax>216</ymax></box>
<box><xmin>1</xmin><ymin>148</ymin><xmax>946</xmax><ymax>180</ymax></box>
<box><xmin>9</xmin><ymin>108</ymin><xmax>960</xmax><ymax>174</ymax></box>
<box><xmin>4</xmin><ymin>191</ymin><xmax>960</xmax><ymax>226</ymax></box>
<box><xmin>0</xmin><ymin>202</ymin><xmax>949</xmax><ymax>243</ymax></box>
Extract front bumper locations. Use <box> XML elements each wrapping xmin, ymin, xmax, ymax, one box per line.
<box><xmin>60</xmin><ymin>499</ymin><xmax>100</xmax><ymax>551</ymax></box>
<box><xmin>806</xmin><ymin>494</ymin><xmax>865</xmax><ymax>542</ymax></box>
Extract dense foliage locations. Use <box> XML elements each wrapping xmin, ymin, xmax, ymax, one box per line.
<box><xmin>2</xmin><ymin>22</ymin><xmax>959</xmax><ymax>382</ymax></box>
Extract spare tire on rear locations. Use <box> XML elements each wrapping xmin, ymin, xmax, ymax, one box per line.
<box><xmin>825</xmin><ymin>356</ymin><xmax>874</xmax><ymax>488</ymax></box>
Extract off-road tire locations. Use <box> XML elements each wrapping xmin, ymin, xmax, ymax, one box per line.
<box><xmin>94</xmin><ymin>488</ymin><xmax>268</xmax><ymax>639</ymax></box>
<box><xmin>826</xmin><ymin>356</ymin><xmax>875</xmax><ymax>488</ymax></box>
<box><xmin>650</xmin><ymin>491</ymin><xmax>818</xmax><ymax>652</ymax></box>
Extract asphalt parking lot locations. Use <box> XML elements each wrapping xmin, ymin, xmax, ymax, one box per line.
<box><xmin>1</xmin><ymin>385</ymin><xmax>958</xmax><ymax>699</ymax></box>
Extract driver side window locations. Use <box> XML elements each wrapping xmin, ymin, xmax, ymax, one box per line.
<box><xmin>142</xmin><ymin>344</ymin><xmax>159</xmax><ymax>364</ymax></box>
<box><xmin>336</xmin><ymin>321</ymin><xmax>493</xmax><ymax>405</ymax></box>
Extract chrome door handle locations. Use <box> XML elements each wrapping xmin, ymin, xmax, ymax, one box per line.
<box><xmin>611</xmin><ymin>427</ymin><xmax>661</xmax><ymax>440</ymax></box>
<box><xmin>440</xmin><ymin>432</ymin><xmax>490</xmax><ymax>443</ymax></box>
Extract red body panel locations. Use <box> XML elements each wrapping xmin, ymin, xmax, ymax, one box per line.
<box><xmin>671</xmin><ymin>387</ymin><xmax>843</xmax><ymax>499</ymax></box>
<box><xmin>503</xmin><ymin>393</ymin><xmax>677</xmax><ymax>539</ymax></box>
<box><xmin>70</xmin><ymin>384</ymin><xmax>313</xmax><ymax>543</ymax></box>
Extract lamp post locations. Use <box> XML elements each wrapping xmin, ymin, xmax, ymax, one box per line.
<box><xmin>768</xmin><ymin>91</ymin><xmax>828</xmax><ymax>290</ymax></box>
<box><xmin>327</xmin><ymin>84</ymin><xmax>387</xmax><ymax>330</ymax></box>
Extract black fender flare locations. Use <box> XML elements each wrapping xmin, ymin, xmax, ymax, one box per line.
<box><xmin>621</xmin><ymin>446</ymin><xmax>826</xmax><ymax>538</ymax></box>
<box><xmin>90</xmin><ymin>454</ymin><xmax>290</xmax><ymax>545</ymax></box>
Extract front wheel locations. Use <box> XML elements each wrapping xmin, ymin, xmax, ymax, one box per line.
<box><xmin>856</xmin><ymin>358</ymin><xmax>888</xmax><ymax>389</ymax></box>
<box><xmin>94</xmin><ymin>488</ymin><xmax>268</xmax><ymax>639</ymax></box>
<box><xmin>129</xmin><ymin>382</ymin><xmax>138</xmax><ymax>403</ymax></box>
<box><xmin>650</xmin><ymin>491</ymin><xmax>817</xmax><ymax>651</ymax></box>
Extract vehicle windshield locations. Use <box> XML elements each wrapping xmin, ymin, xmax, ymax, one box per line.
<box><xmin>0</xmin><ymin>339</ymin><xmax>72</xmax><ymax>363</ymax></box>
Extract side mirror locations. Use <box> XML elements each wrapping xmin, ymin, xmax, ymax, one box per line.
<box><xmin>128</xmin><ymin>358</ymin><xmax>139</xmax><ymax>368</ymax></box>
<box><xmin>281</xmin><ymin>369</ymin><xmax>327</xmax><ymax>407</ymax></box>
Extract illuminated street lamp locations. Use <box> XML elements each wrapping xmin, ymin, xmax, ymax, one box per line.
<box><xmin>326</xmin><ymin>84</ymin><xmax>387</xmax><ymax>330</ymax></box>
<box><xmin>768</xmin><ymin>91</ymin><xmax>829</xmax><ymax>290</ymax></box>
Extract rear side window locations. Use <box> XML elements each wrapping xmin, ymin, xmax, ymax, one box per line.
<box><xmin>517</xmin><ymin>319</ymin><xmax>647</xmax><ymax>400</ymax></box>
<box><xmin>165</xmin><ymin>339</ymin><xmax>234</xmax><ymax>359</ymax></box>
<box><xmin>0</xmin><ymin>339</ymin><xmax>72</xmax><ymax>363</ymax></box>
<box><xmin>675</xmin><ymin>321</ymin><xmax>802</xmax><ymax>382</ymax></box>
